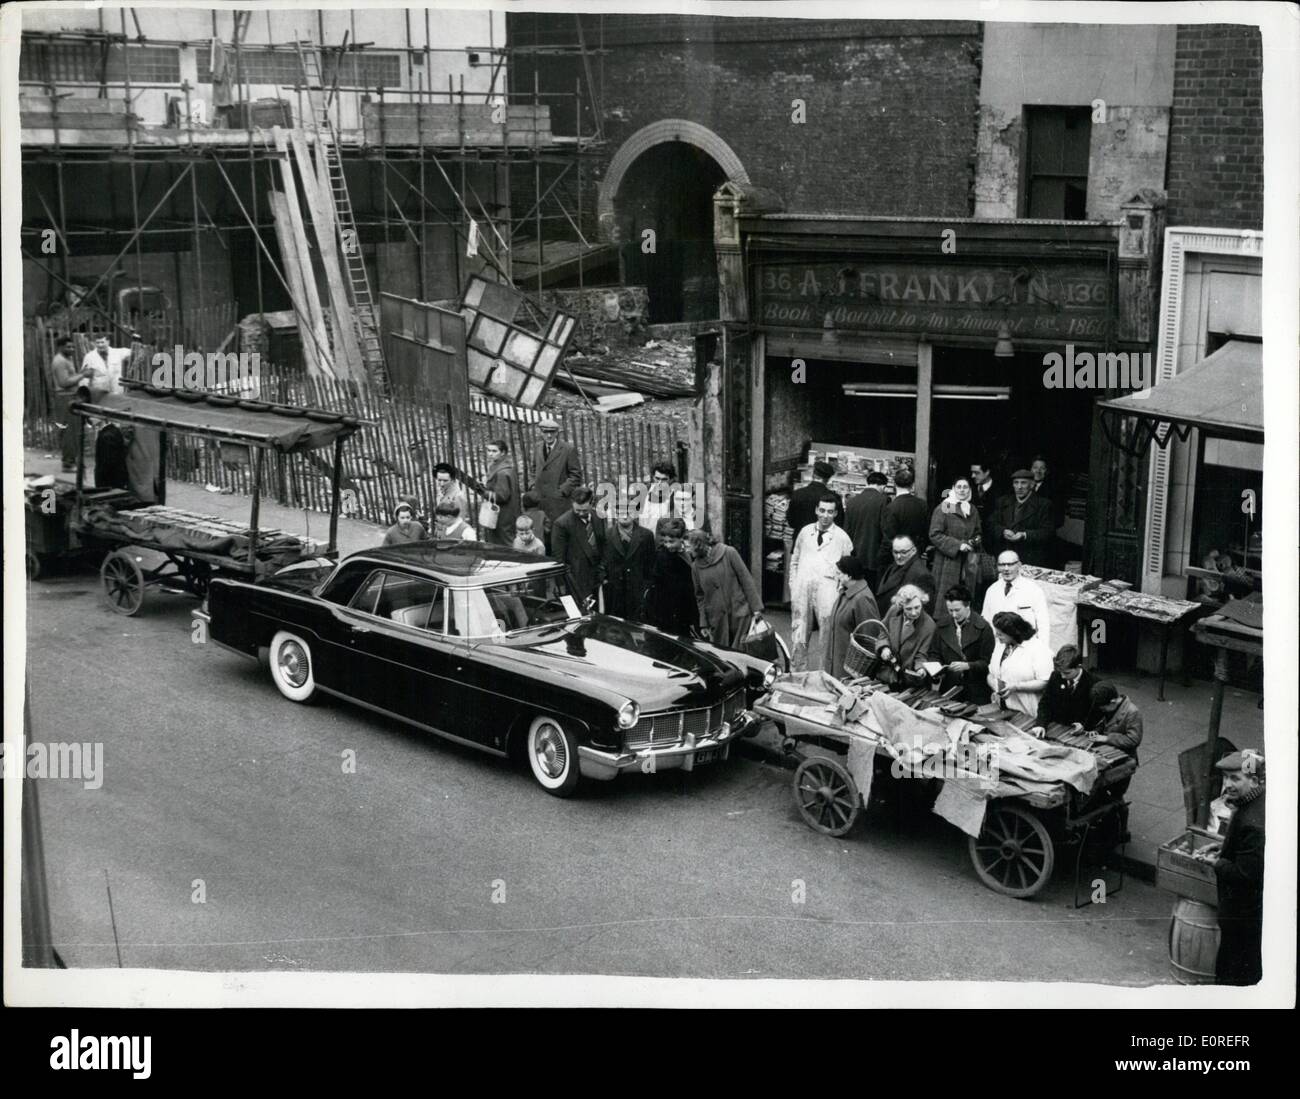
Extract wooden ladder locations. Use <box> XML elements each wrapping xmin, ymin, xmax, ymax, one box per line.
<box><xmin>295</xmin><ymin>40</ymin><xmax>387</xmax><ymax>391</ymax></box>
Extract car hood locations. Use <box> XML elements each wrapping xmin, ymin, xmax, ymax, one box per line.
<box><xmin>491</xmin><ymin>617</ymin><xmax>743</xmax><ymax>711</ymax></box>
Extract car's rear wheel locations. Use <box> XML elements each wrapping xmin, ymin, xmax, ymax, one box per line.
<box><xmin>526</xmin><ymin>716</ymin><xmax>581</xmax><ymax>797</ymax></box>
<box><xmin>268</xmin><ymin>630</ymin><xmax>317</xmax><ymax>703</ymax></box>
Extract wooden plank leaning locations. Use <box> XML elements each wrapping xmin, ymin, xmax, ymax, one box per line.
<box><xmin>290</xmin><ymin>127</ymin><xmax>364</xmax><ymax>384</ymax></box>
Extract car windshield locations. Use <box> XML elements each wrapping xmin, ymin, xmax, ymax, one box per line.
<box><xmin>452</xmin><ymin>572</ymin><xmax>584</xmax><ymax>639</ymax></box>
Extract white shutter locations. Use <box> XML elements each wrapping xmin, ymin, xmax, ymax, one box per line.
<box><xmin>1140</xmin><ymin>232</ymin><xmax>1184</xmax><ymax>593</ymax></box>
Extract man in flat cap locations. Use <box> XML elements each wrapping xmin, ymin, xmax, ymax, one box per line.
<box><xmin>1212</xmin><ymin>749</ymin><xmax>1266</xmax><ymax>985</ymax></box>
<box><xmin>990</xmin><ymin>468</ymin><xmax>1055</xmax><ymax>567</ymax></box>
<box><xmin>524</xmin><ymin>416</ymin><xmax>583</xmax><ymax>549</ymax></box>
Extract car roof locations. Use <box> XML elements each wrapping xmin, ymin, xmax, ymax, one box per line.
<box><xmin>342</xmin><ymin>540</ymin><xmax>563</xmax><ymax>586</ymax></box>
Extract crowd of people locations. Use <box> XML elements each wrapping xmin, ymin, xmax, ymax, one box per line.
<box><xmin>377</xmin><ymin>418</ymin><xmax>756</xmax><ymax>645</ymax></box>
<box><xmin>782</xmin><ymin>456</ymin><xmax>1145</xmax><ymax>770</ymax></box>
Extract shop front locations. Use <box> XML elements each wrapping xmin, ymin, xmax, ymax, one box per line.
<box><xmin>710</xmin><ymin>188</ymin><xmax>1164</xmax><ymax>602</ymax></box>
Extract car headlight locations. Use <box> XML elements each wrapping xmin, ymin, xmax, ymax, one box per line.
<box><xmin>617</xmin><ymin>700</ymin><xmax>640</xmax><ymax>729</ymax></box>
<box><xmin>762</xmin><ymin>663</ymin><xmax>778</xmax><ymax>689</ymax></box>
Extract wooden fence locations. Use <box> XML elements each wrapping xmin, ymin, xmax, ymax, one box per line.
<box><xmin>25</xmin><ymin>351</ymin><xmax>691</xmax><ymax>529</ymax></box>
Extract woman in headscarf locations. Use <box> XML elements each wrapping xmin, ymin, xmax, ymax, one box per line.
<box><xmin>686</xmin><ymin>528</ymin><xmax>764</xmax><ymax>649</ymax></box>
<box><xmin>987</xmin><ymin>610</ymin><xmax>1054</xmax><ymax>716</ymax></box>
<box><xmin>929</xmin><ymin>476</ymin><xmax>982</xmax><ymax>623</ymax></box>
<box><xmin>873</xmin><ymin>583</ymin><xmax>936</xmax><ymax>685</ymax></box>
<box><xmin>823</xmin><ymin>555</ymin><xmax>881</xmax><ymax>678</ymax></box>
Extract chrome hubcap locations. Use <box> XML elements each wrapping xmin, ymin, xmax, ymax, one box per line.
<box><xmin>279</xmin><ymin>642</ymin><xmax>308</xmax><ymax>687</ymax></box>
<box><xmin>534</xmin><ymin>724</ymin><xmax>566</xmax><ymax>779</ymax></box>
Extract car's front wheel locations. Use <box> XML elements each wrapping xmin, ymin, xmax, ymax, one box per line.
<box><xmin>526</xmin><ymin>716</ymin><xmax>581</xmax><ymax>797</ymax></box>
<box><xmin>268</xmin><ymin>630</ymin><xmax>317</xmax><ymax>703</ymax></box>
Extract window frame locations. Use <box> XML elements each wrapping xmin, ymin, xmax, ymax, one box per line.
<box><xmin>1020</xmin><ymin>105</ymin><xmax>1092</xmax><ymax>221</ymax></box>
<box><xmin>346</xmin><ymin>569</ymin><xmax>451</xmax><ymax>635</ymax></box>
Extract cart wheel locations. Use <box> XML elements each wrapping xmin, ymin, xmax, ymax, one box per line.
<box><xmin>101</xmin><ymin>551</ymin><xmax>145</xmax><ymax>616</ymax></box>
<box><xmin>26</xmin><ymin>551</ymin><xmax>42</xmax><ymax>581</ymax></box>
<box><xmin>793</xmin><ymin>756</ymin><xmax>861</xmax><ymax>837</ymax></box>
<box><xmin>968</xmin><ymin>804</ymin><xmax>1056</xmax><ymax>899</ymax></box>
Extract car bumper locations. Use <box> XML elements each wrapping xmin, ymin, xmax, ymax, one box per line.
<box><xmin>577</xmin><ymin>710</ymin><xmax>758</xmax><ymax>780</ymax></box>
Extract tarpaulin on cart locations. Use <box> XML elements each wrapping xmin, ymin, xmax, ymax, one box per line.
<box><xmin>72</xmin><ymin>388</ymin><xmax>365</xmax><ymax>453</ymax></box>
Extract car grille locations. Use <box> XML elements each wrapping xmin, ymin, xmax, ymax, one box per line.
<box><xmin>624</xmin><ymin>688</ymin><xmax>743</xmax><ymax>750</ymax></box>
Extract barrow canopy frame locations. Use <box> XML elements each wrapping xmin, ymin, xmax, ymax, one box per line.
<box><xmin>69</xmin><ymin>382</ymin><xmax>371</xmax><ymax>557</ymax></box>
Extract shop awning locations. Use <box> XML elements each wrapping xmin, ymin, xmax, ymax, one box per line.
<box><xmin>72</xmin><ymin>386</ymin><xmax>370</xmax><ymax>452</ymax></box>
<box><xmin>1099</xmin><ymin>339</ymin><xmax>1263</xmax><ymax>446</ymax></box>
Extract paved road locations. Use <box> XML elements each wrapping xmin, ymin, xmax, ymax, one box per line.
<box><xmin>25</xmin><ymin>568</ymin><xmax>1176</xmax><ymax>983</ymax></box>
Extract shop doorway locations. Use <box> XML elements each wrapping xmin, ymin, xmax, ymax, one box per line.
<box><xmin>929</xmin><ymin>346</ymin><xmax>1096</xmax><ymax>562</ymax></box>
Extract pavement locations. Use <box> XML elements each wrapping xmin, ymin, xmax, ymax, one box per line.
<box><xmin>21</xmin><ymin>449</ymin><xmax>1186</xmax><ymax>983</ymax></box>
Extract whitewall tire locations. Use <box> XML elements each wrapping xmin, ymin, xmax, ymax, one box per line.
<box><xmin>268</xmin><ymin>630</ymin><xmax>318</xmax><ymax>703</ymax></box>
<box><xmin>526</xmin><ymin>716</ymin><xmax>581</xmax><ymax>797</ymax></box>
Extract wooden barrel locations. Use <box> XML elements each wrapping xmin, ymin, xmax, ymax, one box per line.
<box><xmin>1169</xmin><ymin>898</ymin><xmax>1220</xmax><ymax>984</ymax></box>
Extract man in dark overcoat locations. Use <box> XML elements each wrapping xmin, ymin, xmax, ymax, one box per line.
<box><xmin>602</xmin><ymin>511</ymin><xmax>655</xmax><ymax>621</ymax></box>
<box><xmin>1213</xmin><ymin>751</ymin><xmax>1266</xmax><ymax>986</ymax></box>
<box><xmin>990</xmin><ymin>469</ymin><xmax>1055</xmax><ymax>567</ymax></box>
<box><xmin>550</xmin><ymin>486</ymin><xmax>605</xmax><ymax>608</ymax></box>
<box><xmin>524</xmin><ymin>417</ymin><xmax>583</xmax><ymax>545</ymax></box>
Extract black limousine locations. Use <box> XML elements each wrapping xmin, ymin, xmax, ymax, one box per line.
<box><xmin>194</xmin><ymin>541</ymin><xmax>775</xmax><ymax>795</ymax></box>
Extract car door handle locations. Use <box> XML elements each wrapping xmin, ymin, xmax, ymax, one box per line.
<box><xmin>348</xmin><ymin>623</ymin><xmax>372</xmax><ymax>634</ymax></box>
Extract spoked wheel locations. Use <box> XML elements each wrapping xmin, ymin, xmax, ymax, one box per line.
<box><xmin>101</xmin><ymin>550</ymin><xmax>145</xmax><ymax>616</ymax></box>
<box><xmin>526</xmin><ymin>716</ymin><xmax>581</xmax><ymax>797</ymax></box>
<box><xmin>968</xmin><ymin>804</ymin><xmax>1056</xmax><ymax>899</ymax></box>
<box><xmin>792</xmin><ymin>756</ymin><xmax>861</xmax><ymax>836</ymax></box>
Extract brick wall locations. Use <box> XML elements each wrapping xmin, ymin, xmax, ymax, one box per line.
<box><xmin>1166</xmin><ymin>24</ymin><xmax>1263</xmax><ymax>229</ymax></box>
<box><xmin>510</xmin><ymin>15</ymin><xmax>982</xmax><ymax>221</ymax></box>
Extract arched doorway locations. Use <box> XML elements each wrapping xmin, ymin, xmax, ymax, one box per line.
<box><xmin>599</xmin><ymin>122</ymin><xmax>748</xmax><ymax>324</ymax></box>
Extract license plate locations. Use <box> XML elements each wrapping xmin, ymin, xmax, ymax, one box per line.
<box><xmin>693</xmin><ymin>747</ymin><xmax>721</xmax><ymax>766</ymax></box>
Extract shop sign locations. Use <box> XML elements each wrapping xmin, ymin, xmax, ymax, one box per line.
<box><xmin>754</xmin><ymin>261</ymin><xmax>1111</xmax><ymax>341</ymax></box>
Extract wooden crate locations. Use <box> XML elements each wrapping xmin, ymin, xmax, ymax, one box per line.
<box><xmin>1156</xmin><ymin>827</ymin><xmax>1221</xmax><ymax>905</ymax></box>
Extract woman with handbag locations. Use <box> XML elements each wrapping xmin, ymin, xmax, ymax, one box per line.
<box><xmin>929</xmin><ymin>478</ymin><xmax>982</xmax><ymax>624</ymax></box>
<box><xmin>874</xmin><ymin>583</ymin><xmax>937</xmax><ymax>686</ymax></box>
<box><xmin>824</xmin><ymin>555</ymin><xmax>881</xmax><ymax>678</ymax></box>
<box><xmin>686</xmin><ymin>528</ymin><xmax>765</xmax><ymax>650</ymax></box>
<box><xmin>986</xmin><ymin>611</ymin><xmax>1054</xmax><ymax>716</ymax></box>
<box><xmin>457</xmin><ymin>439</ymin><xmax>519</xmax><ymax>547</ymax></box>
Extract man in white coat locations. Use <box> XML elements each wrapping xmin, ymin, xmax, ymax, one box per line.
<box><xmin>790</xmin><ymin>498</ymin><xmax>854</xmax><ymax>671</ymax></box>
<box><xmin>981</xmin><ymin>551</ymin><xmax>1052</xmax><ymax>647</ymax></box>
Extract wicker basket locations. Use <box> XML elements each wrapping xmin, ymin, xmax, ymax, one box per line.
<box><xmin>844</xmin><ymin>618</ymin><xmax>887</xmax><ymax>677</ymax></box>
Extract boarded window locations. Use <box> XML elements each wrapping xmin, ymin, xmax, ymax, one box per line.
<box><xmin>1023</xmin><ymin>106</ymin><xmax>1091</xmax><ymax>220</ymax></box>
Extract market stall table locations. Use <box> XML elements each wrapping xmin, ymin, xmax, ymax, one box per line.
<box><xmin>1074</xmin><ymin>584</ymin><xmax>1204</xmax><ymax>700</ymax></box>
